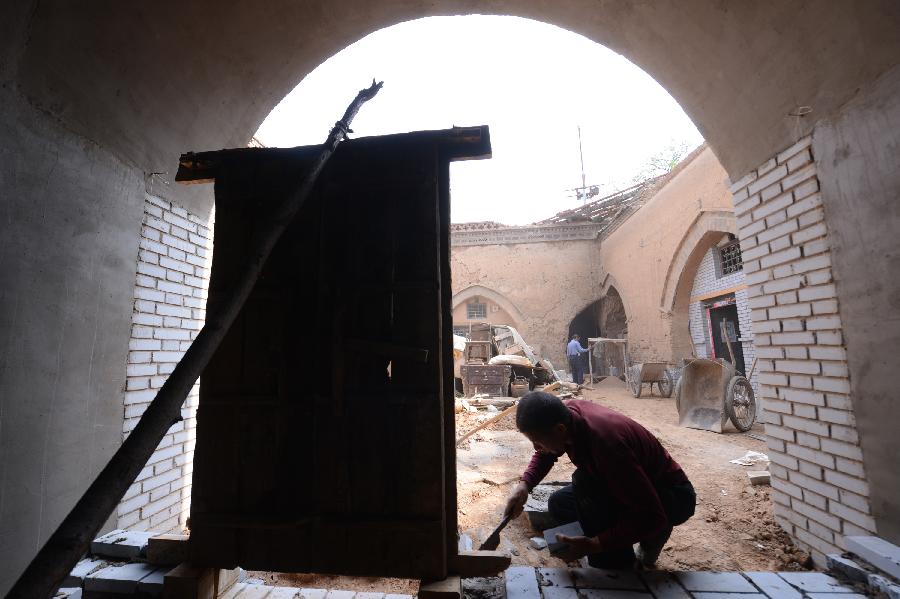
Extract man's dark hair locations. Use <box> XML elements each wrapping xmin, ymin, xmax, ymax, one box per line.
<box><xmin>516</xmin><ymin>391</ymin><xmax>572</xmax><ymax>434</ymax></box>
<box><xmin>571</xmin><ymin>333</ymin><xmax>580</xmax><ymax>340</ymax></box>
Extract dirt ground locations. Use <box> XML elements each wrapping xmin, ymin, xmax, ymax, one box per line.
<box><xmin>456</xmin><ymin>378</ymin><xmax>811</xmax><ymax>572</ymax></box>
<box><xmin>254</xmin><ymin>378</ymin><xmax>810</xmax><ymax>591</ymax></box>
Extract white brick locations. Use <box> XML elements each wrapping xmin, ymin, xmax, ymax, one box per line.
<box><xmin>780</xmin><ymin>163</ymin><xmax>817</xmax><ymax>191</ymax></box>
<box><xmin>769</xmin><ymin>304</ymin><xmax>811</xmax><ymax>319</ymax></box>
<box><xmin>118</xmin><ymin>492</ymin><xmax>150</xmax><ymax>516</ymax></box>
<box><xmin>829</xmin><ymin>501</ymin><xmax>876</xmax><ymax>532</ymax></box>
<box><xmin>783</xmin><ymin>414</ymin><xmax>829</xmax><ymax>437</ymax></box>
<box><xmin>776</xmin><ymin>137</ymin><xmax>813</xmax><ymax>164</ymax></box>
<box><xmin>780</xmin><ymin>388</ymin><xmax>825</xmax><ymax>406</ymax></box>
<box><xmin>748</xmin><ymin>164</ymin><xmax>788</xmax><ymax>195</ymax></box>
<box><xmin>786</xmin><ymin>442</ymin><xmax>835</xmax><ymax>469</ymax></box>
<box><xmin>818</xmin><ymin>406</ymin><xmax>854</xmax><ymax>425</ymax></box>
<box><xmin>838</xmin><ymin>489</ymin><xmax>871</xmax><ymax>514</ymax></box>
<box><xmin>776</xmin><ymin>360</ymin><xmax>820</xmax><ymax>375</ymax></box>
<box><xmin>788</xmin><ymin>470</ymin><xmax>839</xmax><ymax>500</ymax></box>
<box><xmin>141</xmin><ymin>491</ymin><xmax>180</xmax><ymax>519</ymax></box>
<box><xmin>824</xmin><ymin>469</ymin><xmax>869</xmax><ymax>496</ymax></box>
<box><xmin>813</xmin><ymin>377</ymin><xmax>851</xmax><ymax>394</ymax></box>
<box><xmin>142</xmin><ymin>468</ymin><xmax>182</xmax><ymax>492</ymax></box>
<box><xmin>771</xmin><ymin>331</ymin><xmax>815</xmax><ymax>345</ymax></box>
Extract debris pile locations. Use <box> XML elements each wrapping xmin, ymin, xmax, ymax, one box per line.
<box><xmin>456</xmin><ymin>323</ymin><xmax>581</xmax><ymax>400</ymax></box>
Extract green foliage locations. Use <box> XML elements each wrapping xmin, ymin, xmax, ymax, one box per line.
<box><xmin>632</xmin><ymin>141</ymin><xmax>692</xmax><ymax>184</ymax></box>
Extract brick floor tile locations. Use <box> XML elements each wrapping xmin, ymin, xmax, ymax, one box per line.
<box><xmin>676</xmin><ymin>572</ymin><xmax>756</xmax><ymax>593</ymax></box>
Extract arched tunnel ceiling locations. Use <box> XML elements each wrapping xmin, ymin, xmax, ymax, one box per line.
<box><xmin>3</xmin><ymin>0</ymin><xmax>900</xmax><ymax>214</ymax></box>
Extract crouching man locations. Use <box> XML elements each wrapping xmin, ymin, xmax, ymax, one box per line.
<box><xmin>504</xmin><ymin>391</ymin><xmax>696</xmax><ymax>568</ymax></box>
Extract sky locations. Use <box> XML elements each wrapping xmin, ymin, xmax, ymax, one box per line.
<box><xmin>255</xmin><ymin>16</ymin><xmax>703</xmax><ymax>225</ymax></box>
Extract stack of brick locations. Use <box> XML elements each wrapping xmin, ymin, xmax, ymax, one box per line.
<box><xmin>119</xmin><ymin>195</ymin><xmax>213</xmax><ymax>532</ymax></box>
<box><xmin>730</xmin><ymin>137</ymin><xmax>876</xmax><ymax>564</ymax></box>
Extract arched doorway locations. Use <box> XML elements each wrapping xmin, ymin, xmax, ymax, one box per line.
<box><xmin>567</xmin><ymin>286</ymin><xmax>628</xmax><ymax>378</ymax></box>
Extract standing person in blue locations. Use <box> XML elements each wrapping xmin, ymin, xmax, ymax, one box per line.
<box><xmin>566</xmin><ymin>334</ymin><xmax>592</xmax><ymax>384</ymax></box>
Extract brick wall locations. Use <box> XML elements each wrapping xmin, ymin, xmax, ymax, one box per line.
<box><xmin>687</xmin><ymin>248</ymin><xmax>758</xmax><ymax>394</ymax></box>
<box><xmin>730</xmin><ymin>137</ymin><xmax>875</xmax><ymax>564</ymax></box>
<box><xmin>118</xmin><ymin>195</ymin><xmax>212</xmax><ymax>532</ymax></box>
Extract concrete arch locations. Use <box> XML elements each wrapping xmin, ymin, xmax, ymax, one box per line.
<box><xmin>4</xmin><ymin>2</ymin><xmax>899</xmax><ymax>222</ymax></box>
<box><xmin>452</xmin><ymin>285</ymin><xmax>525</xmax><ymax>328</ymax></box>
<box><xmin>599</xmin><ymin>273</ymin><xmax>632</xmax><ymax>327</ymax></box>
<box><xmin>658</xmin><ymin>211</ymin><xmax>737</xmax><ymax>361</ymax></box>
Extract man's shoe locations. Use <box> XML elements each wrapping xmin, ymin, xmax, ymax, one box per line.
<box><xmin>637</xmin><ymin>526</ymin><xmax>673</xmax><ymax>566</ymax></box>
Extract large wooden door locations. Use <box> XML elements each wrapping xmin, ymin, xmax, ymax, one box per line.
<box><xmin>183</xmin><ymin>129</ymin><xmax>489</xmax><ymax>579</ymax></box>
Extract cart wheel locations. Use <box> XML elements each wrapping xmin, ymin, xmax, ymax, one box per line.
<box><xmin>674</xmin><ymin>376</ymin><xmax>682</xmax><ymax>413</ymax></box>
<box><xmin>629</xmin><ymin>369</ymin><xmax>642</xmax><ymax>398</ymax></box>
<box><xmin>725</xmin><ymin>375</ymin><xmax>756</xmax><ymax>431</ymax></box>
<box><xmin>658</xmin><ymin>371</ymin><xmax>674</xmax><ymax>398</ymax></box>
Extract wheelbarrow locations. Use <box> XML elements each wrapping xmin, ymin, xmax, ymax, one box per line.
<box><xmin>674</xmin><ymin>358</ymin><xmax>756</xmax><ymax>433</ymax></box>
<box><xmin>625</xmin><ymin>361</ymin><xmax>674</xmax><ymax>398</ymax></box>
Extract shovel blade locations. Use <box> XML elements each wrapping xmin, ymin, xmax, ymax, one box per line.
<box><xmin>479</xmin><ymin>534</ymin><xmax>500</xmax><ymax>551</ymax></box>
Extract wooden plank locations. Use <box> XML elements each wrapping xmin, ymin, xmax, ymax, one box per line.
<box><xmin>147</xmin><ymin>534</ymin><xmax>189</xmax><ymax>566</ymax></box>
<box><xmin>419</xmin><ymin>576</ymin><xmax>462</xmax><ymax>599</ymax></box>
<box><xmin>449</xmin><ymin>551</ymin><xmax>511</xmax><ymax>577</ymax></box>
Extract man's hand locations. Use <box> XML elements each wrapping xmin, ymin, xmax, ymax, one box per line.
<box><xmin>554</xmin><ymin>534</ymin><xmax>601</xmax><ymax>562</ymax></box>
<box><xmin>504</xmin><ymin>481</ymin><xmax>530</xmax><ymax>519</ymax></box>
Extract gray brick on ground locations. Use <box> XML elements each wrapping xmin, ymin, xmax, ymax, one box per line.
<box><xmin>541</xmin><ymin>587</ymin><xmax>579</xmax><ymax>599</ymax></box>
<box><xmin>538</xmin><ymin>567</ymin><xmax>575</xmax><ymax>588</ymax></box>
<box><xmin>506</xmin><ymin>566</ymin><xmax>541</xmax><ymax>599</ymax></box>
<box><xmin>743</xmin><ymin>572</ymin><xmax>802</xmax><ymax>598</ymax></box>
<box><xmin>384</xmin><ymin>595</ymin><xmax>413</xmax><ymax>599</ymax></box>
<box><xmin>869</xmin><ymin>573</ymin><xmax>900</xmax><ymax>599</ymax></box>
<box><xmin>845</xmin><ymin>535</ymin><xmax>900</xmax><ymax>580</ymax></box>
<box><xmin>325</xmin><ymin>591</ymin><xmax>357</xmax><ymax>599</ymax></box>
<box><xmin>675</xmin><ymin>572</ymin><xmax>757</xmax><ymax>593</ymax></box>
<box><xmin>63</xmin><ymin>557</ymin><xmax>109</xmax><ymax>586</ymax></box>
<box><xmin>240</xmin><ymin>586</ymin><xmax>274</xmax><ymax>598</ymax></box>
<box><xmin>578</xmin><ymin>590</ymin><xmax>652</xmax><ymax>598</ymax></box>
<box><xmin>639</xmin><ymin>571</ymin><xmax>691</xmax><ymax>599</ymax></box>
<box><xmin>268</xmin><ymin>588</ymin><xmax>304</xmax><ymax>598</ymax></box>
<box><xmin>826</xmin><ymin>554</ymin><xmax>870</xmax><ymax>584</ymax></box>
<box><xmin>806</xmin><ymin>595</ymin><xmax>868</xmax><ymax>599</ymax></box>
<box><xmin>136</xmin><ymin>566</ymin><xmax>166</xmax><ymax>596</ymax></box>
<box><xmin>692</xmin><ymin>594</ymin><xmax>766</xmax><ymax>599</ymax></box>
<box><xmin>356</xmin><ymin>593</ymin><xmax>385</xmax><ymax>599</ymax></box>
<box><xmin>84</xmin><ymin>561</ymin><xmax>159</xmax><ymax>593</ymax></box>
<box><xmin>90</xmin><ymin>529</ymin><xmax>154</xmax><ymax>559</ymax></box>
<box><xmin>572</xmin><ymin>569</ymin><xmax>645</xmax><ymax>590</ymax></box>
<box><xmin>777</xmin><ymin>571</ymin><xmax>854</xmax><ymax>593</ymax></box>
<box><xmin>220</xmin><ymin>583</ymin><xmax>249</xmax><ymax>599</ymax></box>
<box><xmin>298</xmin><ymin>590</ymin><xmax>329</xmax><ymax>599</ymax></box>
<box><xmin>56</xmin><ymin>589</ymin><xmax>82</xmax><ymax>599</ymax></box>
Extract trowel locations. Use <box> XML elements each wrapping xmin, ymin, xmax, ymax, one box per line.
<box><xmin>479</xmin><ymin>513</ymin><xmax>514</xmax><ymax>550</ymax></box>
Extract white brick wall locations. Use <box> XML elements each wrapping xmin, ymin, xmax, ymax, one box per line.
<box><xmin>118</xmin><ymin>195</ymin><xmax>212</xmax><ymax>532</ymax></box>
<box><xmin>687</xmin><ymin>248</ymin><xmax>758</xmax><ymax>394</ymax></box>
<box><xmin>730</xmin><ymin>137</ymin><xmax>875</xmax><ymax>564</ymax></box>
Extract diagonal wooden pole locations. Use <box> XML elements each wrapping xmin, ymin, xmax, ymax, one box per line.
<box><xmin>8</xmin><ymin>80</ymin><xmax>383</xmax><ymax>598</ymax></box>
